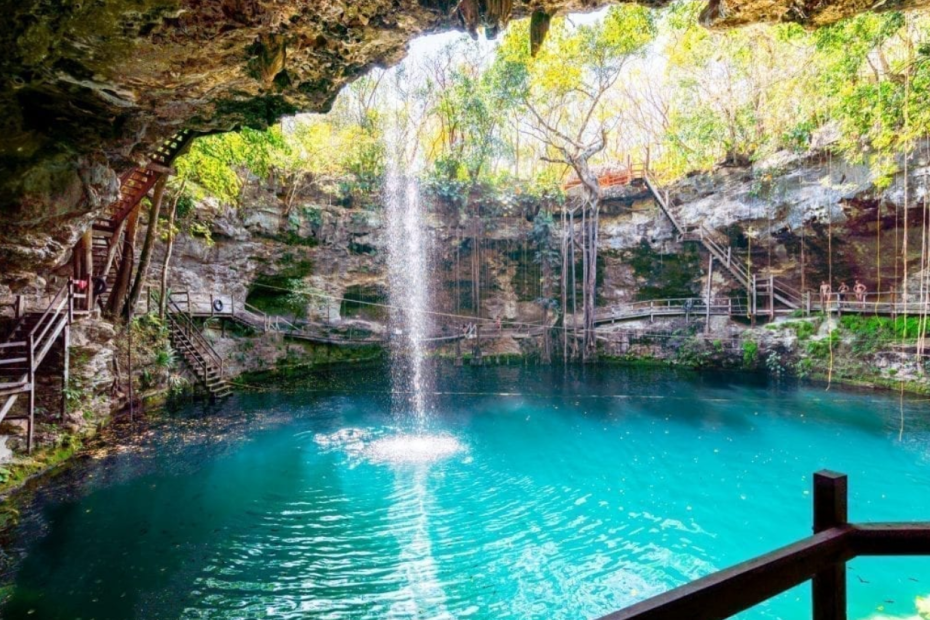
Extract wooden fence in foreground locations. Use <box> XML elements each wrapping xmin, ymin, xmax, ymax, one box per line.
<box><xmin>598</xmin><ymin>471</ymin><xmax>930</xmax><ymax>620</ymax></box>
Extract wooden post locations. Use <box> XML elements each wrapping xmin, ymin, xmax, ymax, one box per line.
<box><xmin>769</xmin><ymin>275</ymin><xmax>775</xmax><ymax>319</ymax></box>
<box><xmin>813</xmin><ymin>471</ymin><xmax>848</xmax><ymax>620</ymax></box>
<box><xmin>472</xmin><ymin>324</ymin><xmax>483</xmax><ymax>366</ymax></box>
<box><xmin>27</xmin><ymin>334</ymin><xmax>34</xmax><ymax>454</ymax></box>
<box><xmin>706</xmin><ymin>256</ymin><xmax>713</xmax><ymax>334</ymax></box>
<box><xmin>61</xmin><ymin>324</ymin><xmax>69</xmax><ymax>422</ymax></box>
<box><xmin>15</xmin><ymin>295</ymin><xmax>24</xmax><ymax>319</ymax></box>
<box><xmin>645</xmin><ymin>146</ymin><xmax>651</xmax><ymax>175</ymax></box>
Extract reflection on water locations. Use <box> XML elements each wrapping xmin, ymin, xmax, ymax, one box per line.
<box><xmin>1</xmin><ymin>365</ymin><xmax>929</xmax><ymax>620</ymax></box>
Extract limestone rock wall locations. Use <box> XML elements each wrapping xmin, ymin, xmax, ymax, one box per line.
<box><xmin>165</xmin><ymin>146</ymin><xmax>930</xmax><ymax>356</ymax></box>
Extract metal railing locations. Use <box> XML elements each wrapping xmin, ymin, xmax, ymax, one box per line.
<box><xmin>599</xmin><ymin>471</ymin><xmax>930</xmax><ymax>620</ymax></box>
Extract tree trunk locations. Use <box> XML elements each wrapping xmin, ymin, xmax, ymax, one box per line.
<box><xmin>102</xmin><ymin>218</ymin><xmax>126</xmax><ymax>280</ymax></box>
<box><xmin>159</xmin><ymin>183</ymin><xmax>184</xmax><ymax>319</ymax></box>
<box><xmin>126</xmin><ymin>177</ymin><xmax>167</xmax><ymax>318</ymax></box>
<box><xmin>106</xmin><ymin>205</ymin><xmax>142</xmax><ymax>319</ymax></box>
<box><xmin>80</xmin><ymin>229</ymin><xmax>94</xmax><ymax>311</ymax></box>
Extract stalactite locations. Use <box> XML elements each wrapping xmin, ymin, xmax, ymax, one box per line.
<box><xmin>456</xmin><ymin>0</ymin><xmax>481</xmax><ymax>39</ymax></box>
<box><xmin>530</xmin><ymin>11</ymin><xmax>551</xmax><ymax>57</ymax></box>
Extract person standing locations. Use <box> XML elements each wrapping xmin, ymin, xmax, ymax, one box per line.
<box><xmin>854</xmin><ymin>280</ymin><xmax>867</xmax><ymax>304</ymax></box>
<box><xmin>837</xmin><ymin>281</ymin><xmax>849</xmax><ymax>303</ymax></box>
<box><xmin>819</xmin><ymin>281</ymin><xmax>832</xmax><ymax>310</ymax></box>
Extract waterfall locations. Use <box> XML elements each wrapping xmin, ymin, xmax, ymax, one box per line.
<box><xmin>384</xmin><ymin>136</ymin><xmax>434</xmax><ymax>430</ymax></box>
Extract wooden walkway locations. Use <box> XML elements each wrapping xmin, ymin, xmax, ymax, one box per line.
<box><xmin>164</xmin><ymin>291</ymin><xmax>552</xmax><ymax>347</ymax></box>
<box><xmin>165</xmin><ymin>292</ymin><xmax>387</xmax><ymax>346</ymax></box>
<box><xmin>593</xmin><ymin>297</ymin><xmax>749</xmax><ymax>325</ymax></box>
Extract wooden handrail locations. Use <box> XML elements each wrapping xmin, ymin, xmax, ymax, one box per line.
<box><xmin>166</xmin><ymin>298</ymin><xmax>224</xmax><ymax>369</ymax></box>
<box><xmin>597</xmin><ymin>471</ymin><xmax>930</xmax><ymax>620</ymax></box>
<box><xmin>29</xmin><ymin>282</ymin><xmax>68</xmax><ymax>341</ymax></box>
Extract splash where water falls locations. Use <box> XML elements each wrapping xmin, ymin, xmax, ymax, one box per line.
<box><xmin>360</xmin><ymin>127</ymin><xmax>464</xmax><ymax>466</ymax></box>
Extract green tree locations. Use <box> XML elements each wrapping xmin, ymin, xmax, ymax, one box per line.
<box><xmin>494</xmin><ymin>5</ymin><xmax>656</xmax><ymax>359</ymax></box>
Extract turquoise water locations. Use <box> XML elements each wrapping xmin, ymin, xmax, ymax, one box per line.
<box><xmin>2</xmin><ymin>365</ymin><xmax>929</xmax><ymax>620</ymax></box>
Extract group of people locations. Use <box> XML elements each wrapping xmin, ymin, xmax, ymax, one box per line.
<box><xmin>819</xmin><ymin>279</ymin><xmax>868</xmax><ymax>306</ymax></box>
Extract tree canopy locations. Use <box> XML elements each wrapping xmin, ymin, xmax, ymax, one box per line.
<box><xmin>173</xmin><ymin>4</ymin><xmax>930</xmax><ymax>206</ymax></box>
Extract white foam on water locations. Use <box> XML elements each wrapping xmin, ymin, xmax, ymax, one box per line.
<box><xmin>366</xmin><ymin>434</ymin><xmax>465</xmax><ymax>465</ymax></box>
<box><xmin>314</xmin><ymin>428</ymin><xmax>465</xmax><ymax>466</ymax></box>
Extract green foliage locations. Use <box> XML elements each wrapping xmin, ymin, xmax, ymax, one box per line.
<box><xmin>154</xmin><ymin>347</ymin><xmax>175</xmax><ymax>369</ymax></box>
<box><xmin>795</xmin><ymin>357</ymin><xmax>814</xmax><ymax>379</ymax></box>
<box><xmin>742</xmin><ymin>340</ymin><xmax>759</xmax><ymax>368</ymax></box>
<box><xmin>806</xmin><ymin>330</ymin><xmax>840</xmax><ymax>360</ymax></box>
<box><xmin>769</xmin><ymin>320</ymin><xmax>816</xmax><ymax>341</ymax></box>
<box><xmin>171</xmin><ymin>8</ymin><xmax>930</xmax><ymax>220</ymax></box>
<box><xmin>838</xmin><ymin>314</ymin><xmax>930</xmax><ymax>353</ymax></box>
<box><xmin>675</xmin><ymin>338</ymin><xmax>712</xmax><ymax>368</ymax></box>
<box><xmin>247</xmin><ymin>255</ymin><xmax>316</xmax><ymax>318</ymax></box>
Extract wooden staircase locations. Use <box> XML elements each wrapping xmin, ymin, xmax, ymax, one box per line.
<box><xmin>165</xmin><ymin>299</ymin><xmax>231</xmax><ymax>399</ymax></box>
<box><xmin>0</xmin><ymin>282</ymin><xmax>82</xmax><ymax>452</ymax></box>
<box><xmin>639</xmin><ymin>173</ymin><xmax>801</xmax><ymax>313</ymax></box>
<box><xmin>90</xmin><ymin>130</ymin><xmax>194</xmax><ymax>306</ymax></box>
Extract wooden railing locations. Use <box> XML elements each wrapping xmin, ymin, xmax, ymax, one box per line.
<box><xmin>810</xmin><ymin>291</ymin><xmax>930</xmax><ymax>318</ymax></box>
<box><xmin>0</xmin><ymin>280</ymin><xmax>80</xmax><ymax>451</ymax></box>
<box><xmin>594</xmin><ymin>297</ymin><xmax>749</xmax><ymax>324</ymax></box>
<box><xmin>597</xmin><ymin>471</ymin><xmax>930</xmax><ymax>620</ymax></box>
<box><xmin>165</xmin><ymin>291</ymin><xmax>386</xmax><ymax>345</ymax></box>
<box><xmin>165</xmin><ymin>297</ymin><xmax>225</xmax><ymax>379</ymax></box>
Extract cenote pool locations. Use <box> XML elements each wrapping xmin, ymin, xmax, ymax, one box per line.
<box><xmin>1</xmin><ymin>365</ymin><xmax>928</xmax><ymax>620</ymax></box>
